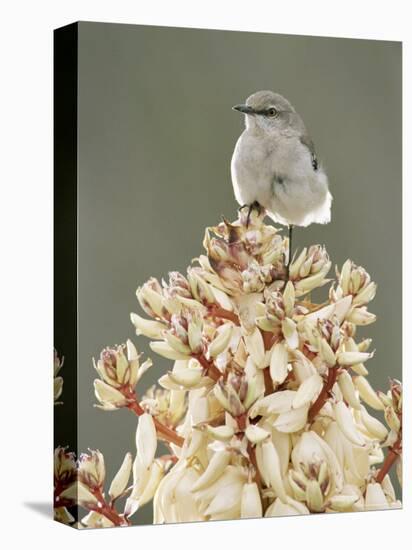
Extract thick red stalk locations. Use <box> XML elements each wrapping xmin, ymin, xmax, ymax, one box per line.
<box><xmin>376</xmin><ymin>437</ymin><xmax>402</xmax><ymax>484</ymax></box>
<box><xmin>209</xmin><ymin>306</ymin><xmax>240</xmax><ymax>326</ymax></box>
<box><xmin>308</xmin><ymin>367</ymin><xmax>338</xmax><ymax>423</ymax></box>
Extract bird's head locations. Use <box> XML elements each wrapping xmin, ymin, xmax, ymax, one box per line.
<box><xmin>233</xmin><ymin>90</ymin><xmax>300</xmax><ymax>135</ymax></box>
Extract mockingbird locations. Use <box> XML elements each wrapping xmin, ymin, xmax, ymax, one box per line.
<box><xmin>231</xmin><ymin>90</ymin><xmax>332</xmax><ymax>264</ymax></box>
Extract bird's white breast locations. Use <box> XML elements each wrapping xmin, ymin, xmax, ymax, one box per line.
<box><xmin>231</xmin><ymin>130</ymin><xmax>331</xmax><ymax>227</ymax></box>
<box><xmin>231</xmin><ymin>131</ymin><xmax>274</xmax><ymax>207</ymax></box>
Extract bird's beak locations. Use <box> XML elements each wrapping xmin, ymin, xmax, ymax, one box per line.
<box><xmin>232</xmin><ymin>104</ymin><xmax>255</xmax><ymax>115</ymax></box>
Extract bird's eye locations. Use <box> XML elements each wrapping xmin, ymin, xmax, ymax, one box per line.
<box><xmin>267</xmin><ymin>108</ymin><xmax>278</xmax><ymax>118</ymax></box>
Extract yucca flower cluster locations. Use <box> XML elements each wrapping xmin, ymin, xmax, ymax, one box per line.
<box><xmin>66</xmin><ymin>209</ymin><xmax>402</xmax><ymax>527</ymax></box>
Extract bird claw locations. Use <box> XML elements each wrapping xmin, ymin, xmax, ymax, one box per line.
<box><xmin>246</xmin><ymin>201</ymin><xmax>262</xmax><ymax>228</ymax></box>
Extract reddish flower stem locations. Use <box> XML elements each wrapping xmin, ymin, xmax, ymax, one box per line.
<box><xmin>262</xmin><ymin>330</ymin><xmax>277</xmax><ymax>351</ymax></box>
<box><xmin>209</xmin><ymin>306</ymin><xmax>240</xmax><ymax>326</ymax></box>
<box><xmin>247</xmin><ymin>442</ymin><xmax>262</xmax><ymax>487</ymax></box>
<box><xmin>54</xmin><ymin>479</ymin><xmax>76</xmax><ymax>510</ymax></box>
<box><xmin>195</xmin><ymin>354</ymin><xmax>222</xmax><ymax>382</ymax></box>
<box><xmin>263</xmin><ymin>367</ymin><xmax>273</xmax><ymax>396</ymax></box>
<box><xmin>261</xmin><ymin>330</ymin><xmax>278</xmax><ymax>395</ymax></box>
<box><xmin>308</xmin><ymin>367</ymin><xmax>338</xmax><ymax>423</ymax></box>
<box><xmin>376</xmin><ymin>437</ymin><xmax>402</xmax><ymax>484</ymax></box>
<box><xmin>88</xmin><ymin>487</ymin><xmax>128</xmax><ymax>527</ymax></box>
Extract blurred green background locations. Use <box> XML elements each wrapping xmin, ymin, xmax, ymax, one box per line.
<box><xmin>76</xmin><ymin>22</ymin><xmax>401</xmax><ymax>524</ymax></box>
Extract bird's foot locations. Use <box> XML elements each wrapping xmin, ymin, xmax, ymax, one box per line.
<box><xmin>239</xmin><ymin>201</ymin><xmax>263</xmax><ymax>228</ymax></box>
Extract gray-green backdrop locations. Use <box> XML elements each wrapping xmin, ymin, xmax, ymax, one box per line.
<box><xmin>77</xmin><ymin>22</ymin><xmax>401</xmax><ymax>524</ymax></box>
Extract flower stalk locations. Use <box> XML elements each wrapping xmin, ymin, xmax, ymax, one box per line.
<box><xmin>375</xmin><ymin>437</ymin><xmax>402</xmax><ymax>484</ymax></box>
<box><xmin>308</xmin><ymin>367</ymin><xmax>338</xmax><ymax>423</ymax></box>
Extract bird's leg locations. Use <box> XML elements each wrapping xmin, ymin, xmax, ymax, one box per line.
<box><xmin>287</xmin><ymin>224</ymin><xmax>294</xmax><ymax>279</ymax></box>
<box><xmin>246</xmin><ymin>201</ymin><xmax>261</xmax><ymax>228</ymax></box>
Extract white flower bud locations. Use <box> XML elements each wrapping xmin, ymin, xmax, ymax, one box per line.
<box><xmin>294</xmin><ymin>270</ymin><xmax>330</xmax><ymax>295</ymax></box>
<box><xmin>187</xmin><ymin>318</ymin><xmax>203</xmax><ymax>354</ymax></box>
<box><xmin>136</xmin><ymin>413</ymin><xmax>157</xmax><ymax>469</ymax></box>
<box><xmin>273</xmin><ymin>404</ymin><xmax>309</xmax><ymax>433</ymax></box>
<box><xmin>333</xmin><ymin>401</ymin><xmax>365</xmax><ymax>446</ymax></box>
<box><xmin>241</xmin><ymin>482</ymin><xmax>263</xmax><ymax>518</ymax></box>
<box><xmin>332</xmin><ymin>295</ymin><xmax>353</xmax><ymax>324</ymax></box>
<box><xmin>337</xmin><ymin>370</ymin><xmax>361</xmax><ymax>410</ymax></box>
<box><xmin>270</xmin><ymin>342</ymin><xmax>289</xmax><ymax>384</ymax></box>
<box><xmin>289</xmin><ymin>248</ymin><xmax>307</xmax><ymax>279</ymax></box>
<box><xmin>245</xmin><ymin>425</ymin><xmax>270</xmax><ymax>444</ymax></box>
<box><xmin>340</xmin><ymin>260</ymin><xmax>352</xmax><ymax>294</ymax></box>
<box><xmin>260</xmin><ymin>441</ymin><xmax>288</xmax><ymax>502</ymax></box>
<box><xmin>109</xmin><ymin>452</ymin><xmax>133</xmax><ymax>500</ymax></box>
<box><xmin>318</xmin><ymin>338</ymin><xmax>336</xmax><ymax>366</ymax></box>
<box><xmin>384</xmin><ymin>406</ymin><xmax>401</xmax><ymax>432</ymax></box>
<box><xmin>244</xmin><ymin>327</ymin><xmax>266</xmax><ymax>368</ymax></box>
<box><xmin>130</xmin><ymin>313</ymin><xmax>165</xmax><ymax>338</ymax></box>
<box><xmin>137</xmin><ymin>285</ymin><xmax>164</xmax><ymax>317</ymax></box>
<box><xmin>93</xmin><ymin>379</ymin><xmax>128</xmax><ymax>409</ymax></box>
<box><xmin>353</xmin><ymin>376</ymin><xmax>384</xmax><ymax>410</ymax></box>
<box><xmin>337</xmin><ymin>351</ymin><xmax>373</xmax><ymax>366</ymax></box>
<box><xmin>168</xmin><ymin>366</ymin><xmax>203</xmax><ymax>388</ymax></box>
<box><xmin>208</xmin><ymin>324</ymin><xmax>233</xmax><ymax>358</ymax></box>
<box><xmin>352</xmin><ymin>282</ymin><xmax>377</xmax><ymax>306</ymax></box>
<box><xmin>165</xmin><ymin>332</ymin><xmax>192</xmax><ymax>355</ymax></box>
<box><xmin>328</xmin><ymin>494</ymin><xmax>359</xmax><ymax>511</ymax></box>
<box><xmin>360</xmin><ymin>405</ymin><xmax>388</xmax><ymax>440</ymax></box>
<box><xmin>126</xmin><ymin>460</ymin><xmax>164</xmax><ymax>518</ymax></box>
<box><xmin>265</xmin><ymin>496</ymin><xmax>309</xmax><ymax>517</ymax></box>
<box><xmin>282</xmin><ymin>318</ymin><xmax>299</xmax><ymax>349</ymax></box>
<box><xmin>60</xmin><ymin>482</ymin><xmax>98</xmax><ymax>507</ymax></box>
<box><xmin>283</xmin><ymin>281</ymin><xmax>295</xmax><ymax>317</ymax></box>
<box><xmin>292</xmin><ymin>373</ymin><xmax>323</xmax><ymax>408</ymax></box>
<box><xmin>249</xmin><ymin>390</ymin><xmax>296</xmax><ymax>418</ymax></box>
<box><xmin>206</xmin><ymin>425</ymin><xmax>235</xmax><ymax>441</ymax></box>
<box><xmin>150</xmin><ymin>341</ymin><xmax>190</xmax><ymax>360</ymax></box>
<box><xmin>347</xmin><ymin>307</ymin><xmax>376</xmax><ymax>326</ymax></box>
<box><xmin>306</xmin><ymin>480</ymin><xmax>324</xmax><ymax>512</ymax></box>
<box><xmin>365</xmin><ymin>482</ymin><xmax>389</xmax><ymax>510</ymax></box>
<box><xmin>191</xmin><ymin>451</ymin><xmax>231</xmax><ymax>492</ymax></box>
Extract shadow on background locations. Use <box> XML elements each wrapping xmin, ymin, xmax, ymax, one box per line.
<box><xmin>23</xmin><ymin>502</ymin><xmax>52</xmax><ymax>519</ymax></box>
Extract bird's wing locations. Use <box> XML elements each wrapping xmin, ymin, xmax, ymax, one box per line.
<box><xmin>299</xmin><ymin>134</ymin><xmax>318</xmax><ymax>171</ymax></box>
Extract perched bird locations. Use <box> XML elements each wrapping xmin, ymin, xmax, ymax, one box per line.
<box><xmin>231</xmin><ymin>90</ymin><xmax>332</xmax><ymax>260</ymax></box>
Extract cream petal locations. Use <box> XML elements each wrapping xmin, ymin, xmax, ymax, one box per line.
<box><xmin>249</xmin><ymin>390</ymin><xmax>297</xmax><ymax>418</ymax></box>
<box><xmin>245</xmin><ymin>425</ymin><xmax>271</xmax><ymax>444</ymax></box>
<box><xmin>364</xmin><ymin>482</ymin><xmax>389</xmax><ymax>511</ymax></box>
<box><xmin>206</xmin><ymin>425</ymin><xmax>235</xmax><ymax>442</ymax></box>
<box><xmin>208</xmin><ymin>324</ymin><xmax>233</xmax><ymax>358</ymax></box>
<box><xmin>150</xmin><ymin>341</ymin><xmax>190</xmax><ymax>360</ymax></box>
<box><xmin>241</xmin><ymin>482</ymin><xmax>263</xmax><ymax>519</ymax></box>
<box><xmin>270</xmin><ymin>342</ymin><xmax>289</xmax><ymax>384</ymax></box>
<box><xmin>337</xmin><ymin>370</ymin><xmax>361</xmax><ymax>410</ymax></box>
<box><xmin>328</xmin><ymin>494</ymin><xmax>359</xmax><ymax>511</ymax></box>
<box><xmin>130</xmin><ymin>313</ymin><xmax>165</xmax><ymax>338</ymax></box>
<box><xmin>273</xmin><ymin>404</ymin><xmax>309</xmax><ymax>433</ymax></box>
<box><xmin>337</xmin><ymin>351</ymin><xmax>373</xmax><ymax>366</ymax></box>
<box><xmin>244</xmin><ymin>327</ymin><xmax>266</xmax><ymax>368</ymax></box>
<box><xmin>282</xmin><ymin>318</ymin><xmax>299</xmax><ymax>350</ymax></box>
<box><xmin>353</xmin><ymin>376</ymin><xmax>384</xmax><ymax>410</ymax></box>
<box><xmin>359</xmin><ymin>405</ymin><xmax>388</xmax><ymax>440</ymax></box>
<box><xmin>333</xmin><ymin>401</ymin><xmax>365</xmax><ymax>447</ymax></box>
<box><xmin>136</xmin><ymin>413</ymin><xmax>157</xmax><ymax>469</ymax></box>
<box><xmin>191</xmin><ymin>451</ymin><xmax>231</xmax><ymax>492</ymax></box>
<box><xmin>108</xmin><ymin>452</ymin><xmax>132</xmax><ymax>500</ymax></box>
<box><xmin>260</xmin><ymin>441</ymin><xmax>288</xmax><ymax>502</ymax></box>
<box><xmin>292</xmin><ymin>373</ymin><xmax>323</xmax><ymax>408</ymax></box>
